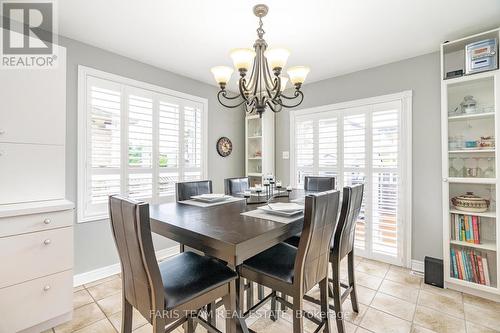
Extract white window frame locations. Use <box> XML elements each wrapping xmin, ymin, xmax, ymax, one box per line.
<box><xmin>289</xmin><ymin>91</ymin><xmax>412</xmax><ymax>267</ymax></box>
<box><xmin>77</xmin><ymin>66</ymin><xmax>208</xmax><ymax>223</ymax></box>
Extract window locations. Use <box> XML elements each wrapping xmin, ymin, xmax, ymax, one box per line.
<box><xmin>78</xmin><ymin>66</ymin><xmax>207</xmax><ymax>222</ymax></box>
<box><xmin>290</xmin><ymin>92</ymin><xmax>412</xmax><ymax>266</ymax></box>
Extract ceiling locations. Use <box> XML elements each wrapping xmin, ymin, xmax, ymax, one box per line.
<box><xmin>59</xmin><ymin>0</ymin><xmax>500</xmax><ymax>88</ymax></box>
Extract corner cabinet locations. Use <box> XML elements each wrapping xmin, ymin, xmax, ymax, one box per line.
<box><xmin>245</xmin><ymin>111</ymin><xmax>275</xmax><ymax>186</ymax></box>
<box><xmin>441</xmin><ymin>28</ymin><xmax>500</xmax><ymax>301</ymax></box>
<box><xmin>0</xmin><ymin>43</ymin><xmax>74</xmax><ymax>332</ymax></box>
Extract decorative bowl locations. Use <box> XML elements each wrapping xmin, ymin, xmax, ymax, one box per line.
<box><xmin>451</xmin><ymin>192</ymin><xmax>490</xmax><ymax>212</ymax></box>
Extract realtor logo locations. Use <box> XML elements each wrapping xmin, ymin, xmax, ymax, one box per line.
<box><xmin>1</xmin><ymin>0</ymin><xmax>57</xmax><ymax>68</ymax></box>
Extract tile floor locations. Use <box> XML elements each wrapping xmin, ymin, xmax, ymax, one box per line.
<box><xmin>45</xmin><ymin>256</ymin><xmax>500</xmax><ymax>333</ymax></box>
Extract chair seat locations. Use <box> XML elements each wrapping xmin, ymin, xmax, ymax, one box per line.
<box><xmin>242</xmin><ymin>243</ymin><xmax>297</xmax><ymax>284</ymax></box>
<box><xmin>159</xmin><ymin>251</ymin><xmax>237</xmax><ymax>309</ymax></box>
<box><xmin>283</xmin><ymin>234</ymin><xmax>301</xmax><ymax>248</ymax></box>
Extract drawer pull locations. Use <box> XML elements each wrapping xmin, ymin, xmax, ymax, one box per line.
<box><xmin>43</xmin><ymin>239</ymin><xmax>51</xmax><ymax>245</ymax></box>
<box><xmin>43</xmin><ymin>285</ymin><xmax>51</xmax><ymax>291</ymax></box>
<box><xmin>43</xmin><ymin>218</ymin><xmax>51</xmax><ymax>225</ymax></box>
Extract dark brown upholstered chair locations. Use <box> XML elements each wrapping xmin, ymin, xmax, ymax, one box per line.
<box><xmin>109</xmin><ymin>196</ymin><xmax>238</xmax><ymax>333</ymax></box>
<box><xmin>304</xmin><ymin>176</ymin><xmax>335</xmax><ymax>192</ymax></box>
<box><xmin>175</xmin><ymin>180</ymin><xmax>213</xmax><ymax>202</ymax></box>
<box><xmin>224</xmin><ymin>177</ymin><xmax>250</xmax><ymax>196</ymax></box>
<box><xmin>238</xmin><ymin>190</ymin><xmax>341</xmax><ymax>333</ymax></box>
<box><xmin>328</xmin><ymin>184</ymin><xmax>364</xmax><ymax>333</ymax></box>
<box><xmin>284</xmin><ymin>176</ymin><xmax>336</xmax><ymax>248</ymax></box>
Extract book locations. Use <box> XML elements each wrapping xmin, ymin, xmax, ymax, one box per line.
<box><xmin>451</xmin><ymin>248</ymin><xmax>458</xmax><ymax>278</ymax></box>
<box><xmin>482</xmin><ymin>256</ymin><xmax>491</xmax><ymax>286</ymax></box>
<box><xmin>455</xmin><ymin>249</ymin><xmax>463</xmax><ymax>280</ymax></box>
<box><xmin>472</xmin><ymin>216</ymin><xmax>480</xmax><ymax>244</ymax></box>
<box><xmin>477</xmin><ymin>254</ymin><xmax>486</xmax><ymax>285</ymax></box>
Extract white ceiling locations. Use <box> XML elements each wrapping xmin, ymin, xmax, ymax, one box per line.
<box><xmin>59</xmin><ymin>0</ymin><xmax>500</xmax><ymax>88</ymax></box>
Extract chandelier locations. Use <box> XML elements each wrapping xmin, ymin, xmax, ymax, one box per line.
<box><xmin>210</xmin><ymin>4</ymin><xmax>310</xmax><ymax>117</ymax></box>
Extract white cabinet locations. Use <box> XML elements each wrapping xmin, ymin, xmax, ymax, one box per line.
<box><xmin>0</xmin><ymin>143</ymin><xmax>65</xmax><ymax>204</ymax></box>
<box><xmin>245</xmin><ymin>111</ymin><xmax>275</xmax><ymax>186</ymax></box>
<box><xmin>441</xmin><ymin>28</ymin><xmax>500</xmax><ymax>301</ymax></box>
<box><xmin>0</xmin><ymin>46</ymin><xmax>66</xmax><ymax>145</ymax></box>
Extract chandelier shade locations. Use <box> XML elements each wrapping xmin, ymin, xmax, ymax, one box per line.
<box><xmin>210</xmin><ymin>4</ymin><xmax>309</xmax><ymax>117</ymax></box>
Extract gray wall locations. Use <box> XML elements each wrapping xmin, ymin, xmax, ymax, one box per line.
<box><xmin>59</xmin><ymin>36</ymin><xmax>245</xmax><ymax>274</ymax></box>
<box><xmin>276</xmin><ymin>52</ymin><xmax>442</xmax><ymax>262</ymax></box>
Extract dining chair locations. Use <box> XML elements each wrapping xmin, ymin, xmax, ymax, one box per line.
<box><xmin>238</xmin><ymin>190</ymin><xmax>341</xmax><ymax>333</ymax></box>
<box><xmin>304</xmin><ymin>176</ymin><xmax>336</xmax><ymax>192</ymax></box>
<box><xmin>175</xmin><ymin>180</ymin><xmax>213</xmax><ymax>202</ymax></box>
<box><xmin>224</xmin><ymin>177</ymin><xmax>249</xmax><ymax>196</ymax></box>
<box><xmin>109</xmin><ymin>195</ymin><xmax>238</xmax><ymax>333</ymax></box>
<box><xmin>299</xmin><ymin>184</ymin><xmax>364</xmax><ymax>333</ymax></box>
<box><xmin>284</xmin><ymin>176</ymin><xmax>336</xmax><ymax>248</ymax></box>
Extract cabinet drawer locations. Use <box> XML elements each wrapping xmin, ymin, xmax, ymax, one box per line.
<box><xmin>0</xmin><ymin>209</ymin><xmax>73</xmax><ymax>238</ymax></box>
<box><xmin>0</xmin><ymin>143</ymin><xmax>65</xmax><ymax>204</ymax></box>
<box><xmin>0</xmin><ymin>270</ymin><xmax>72</xmax><ymax>333</ymax></box>
<box><xmin>0</xmin><ymin>46</ymin><xmax>66</xmax><ymax>145</ymax></box>
<box><xmin>0</xmin><ymin>227</ymin><xmax>73</xmax><ymax>289</ymax></box>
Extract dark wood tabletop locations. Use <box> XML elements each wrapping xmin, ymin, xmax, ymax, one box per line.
<box><xmin>149</xmin><ymin>190</ymin><xmax>305</xmax><ymax>267</ymax></box>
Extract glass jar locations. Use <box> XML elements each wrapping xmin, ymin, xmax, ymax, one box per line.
<box><xmin>460</xmin><ymin>95</ymin><xmax>477</xmax><ymax>114</ymax></box>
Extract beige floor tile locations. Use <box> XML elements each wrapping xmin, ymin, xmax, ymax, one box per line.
<box><xmin>419</xmin><ymin>283</ymin><xmax>462</xmax><ymax>303</ymax></box>
<box><xmin>411</xmin><ymin>325</ymin><xmax>437</xmax><ymax>333</ymax></box>
<box><xmin>97</xmin><ymin>292</ymin><xmax>123</xmax><ymax>316</ymax></box>
<box><xmin>354</xmin><ymin>271</ymin><xmax>383</xmax><ymax>290</ymax></box>
<box><xmin>84</xmin><ymin>274</ymin><xmax>120</xmax><ymax>288</ymax></box>
<box><xmin>72</xmin><ymin>319</ymin><xmax>117</xmax><ymax>333</ymax></box>
<box><xmin>466</xmin><ymin>321</ymin><xmax>500</xmax><ymax>333</ymax></box>
<box><xmin>356</xmin><ymin>327</ymin><xmax>373</xmax><ymax>333</ymax></box>
<box><xmin>108</xmin><ymin>309</ymin><xmax>149</xmax><ymax>331</ymax></box>
<box><xmin>464</xmin><ymin>302</ymin><xmax>500</xmax><ymax>331</ymax></box>
<box><xmin>74</xmin><ymin>285</ymin><xmax>84</xmax><ymax>292</ymax></box>
<box><xmin>343</xmin><ymin>301</ymin><xmax>368</xmax><ymax>325</ymax></box>
<box><xmin>463</xmin><ymin>293</ymin><xmax>500</xmax><ymax>312</ymax></box>
<box><xmin>359</xmin><ymin>308</ymin><xmax>411</xmax><ymax>333</ymax></box>
<box><xmin>354</xmin><ymin>285</ymin><xmax>377</xmax><ymax>305</ymax></box>
<box><xmin>371</xmin><ymin>292</ymin><xmax>416</xmax><ymax>321</ymax></box>
<box><xmin>379</xmin><ymin>279</ymin><xmax>419</xmax><ymax>303</ymax></box>
<box><xmin>41</xmin><ymin>329</ymin><xmax>54</xmax><ymax>333</ymax></box>
<box><xmin>413</xmin><ymin>306</ymin><xmax>465</xmax><ymax>333</ymax></box>
<box><xmin>87</xmin><ymin>278</ymin><xmax>122</xmax><ymax>301</ymax></box>
<box><xmin>133</xmin><ymin>324</ymin><xmax>153</xmax><ymax>333</ymax></box>
<box><xmin>73</xmin><ymin>289</ymin><xmax>94</xmax><ymax>309</ymax></box>
<box><xmin>385</xmin><ymin>267</ymin><xmax>422</xmax><ymax>288</ymax></box>
<box><xmin>417</xmin><ymin>290</ymin><xmax>464</xmax><ymax>319</ymax></box>
<box><xmin>54</xmin><ymin>303</ymin><xmax>106</xmax><ymax>333</ymax></box>
<box><xmin>356</xmin><ymin>260</ymin><xmax>389</xmax><ymax>278</ymax></box>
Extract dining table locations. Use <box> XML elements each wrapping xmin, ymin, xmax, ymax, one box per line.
<box><xmin>149</xmin><ymin>189</ymin><xmax>306</xmax><ymax>333</ymax></box>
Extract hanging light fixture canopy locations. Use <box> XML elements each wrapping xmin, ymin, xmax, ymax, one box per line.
<box><xmin>210</xmin><ymin>4</ymin><xmax>310</xmax><ymax>117</ymax></box>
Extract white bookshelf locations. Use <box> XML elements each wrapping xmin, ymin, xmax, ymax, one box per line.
<box><xmin>441</xmin><ymin>28</ymin><xmax>500</xmax><ymax>301</ymax></box>
<box><xmin>245</xmin><ymin>112</ymin><xmax>275</xmax><ymax>186</ymax></box>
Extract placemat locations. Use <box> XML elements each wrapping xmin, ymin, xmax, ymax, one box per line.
<box><xmin>241</xmin><ymin>209</ymin><xmax>303</xmax><ymax>224</ymax></box>
<box><xmin>179</xmin><ymin>196</ymin><xmax>245</xmax><ymax>208</ymax></box>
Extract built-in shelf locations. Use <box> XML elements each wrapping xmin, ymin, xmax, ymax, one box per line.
<box><xmin>448</xmin><ymin>276</ymin><xmax>498</xmax><ymax>292</ymax></box>
<box><xmin>448</xmin><ymin>112</ymin><xmax>495</xmax><ymax>121</ymax></box>
<box><xmin>248</xmin><ymin>157</ymin><xmax>262</xmax><ymax>160</ymax></box>
<box><xmin>248</xmin><ymin>173</ymin><xmax>262</xmax><ymax>177</ymax></box>
<box><xmin>248</xmin><ymin>135</ymin><xmax>262</xmax><ymax>139</ymax></box>
<box><xmin>448</xmin><ymin>149</ymin><xmax>495</xmax><ymax>154</ymax></box>
<box><xmin>449</xmin><ymin>209</ymin><xmax>496</xmax><ymax>218</ymax></box>
<box><xmin>447</xmin><ymin>177</ymin><xmax>497</xmax><ymax>184</ymax></box>
<box><xmin>450</xmin><ymin>239</ymin><xmax>497</xmax><ymax>251</ymax></box>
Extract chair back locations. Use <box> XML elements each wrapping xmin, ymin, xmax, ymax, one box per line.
<box><xmin>224</xmin><ymin>177</ymin><xmax>249</xmax><ymax>195</ymax></box>
<box><xmin>109</xmin><ymin>196</ymin><xmax>164</xmax><ymax>321</ymax></box>
<box><xmin>332</xmin><ymin>184</ymin><xmax>364</xmax><ymax>260</ymax></box>
<box><xmin>304</xmin><ymin>176</ymin><xmax>335</xmax><ymax>192</ymax></box>
<box><xmin>175</xmin><ymin>180</ymin><xmax>213</xmax><ymax>202</ymax></box>
<box><xmin>294</xmin><ymin>190</ymin><xmax>340</xmax><ymax>292</ymax></box>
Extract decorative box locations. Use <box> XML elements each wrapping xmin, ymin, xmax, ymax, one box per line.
<box><xmin>465</xmin><ymin>38</ymin><xmax>498</xmax><ymax>75</ymax></box>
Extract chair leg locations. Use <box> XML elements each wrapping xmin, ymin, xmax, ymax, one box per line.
<box><xmin>270</xmin><ymin>291</ymin><xmax>278</xmax><ymax>322</ymax></box>
<box><xmin>292</xmin><ymin>295</ymin><xmax>304</xmax><ymax>333</ymax></box>
<box><xmin>347</xmin><ymin>252</ymin><xmax>359</xmax><ymax>313</ymax></box>
<box><xmin>246</xmin><ymin>281</ymin><xmax>254</xmax><ymax>311</ymax></box>
<box><xmin>257</xmin><ymin>284</ymin><xmax>264</xmax><ymax>300</ymax></box>
<box><xmin>121</xmin><ymin>296</ymin><xmax>133</xmax><ymax>333</ymax></box>
<box><xmin>187</xmin><ymin>316</ymin><xmax>196</xmax><ymax>333</ymax></box>
<box><xmin>179</xmin><ymin>243</ymin><xmax>185</xmax><ymax>252</ymax></box>
<box><xmin>223</xmin><ymin>280</ymin><xmax>237</xmax><ymax>333</ymax></box>
<box><xmin>331</xmin><ymin>257</ymin><xmax>345</xmax><ymax>333</ymax></box>
<box><xmin>151</xmin><ymin>313</ymin><xmax>166</xmax><ymax>333</ymax></box>
<box><xmin>207</xmin><ymin>301</ymin><xmax>216</xmax><ymax>326</ymax></box>
<box><xmin>319</xmin><ymin>278</ymin><xmax>331</xmax><ymax>333</ymax></box>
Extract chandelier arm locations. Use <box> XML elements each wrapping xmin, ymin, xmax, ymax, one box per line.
<box><xmin>265</xmin><ymin>99</ymin><xmax>282</xmax><ymax>113</ymax></box>
<box><xmin>278</xmin><ymin>90</ymin><xmax>305</xmax><ymax>108</ymax></box>
<box><xmin>246</xmin><ymin>53</ymin><xmax>258</xmax><ymax>92</ymax></box>
<box><xmin>238</xmin><ymin>78</ymin><xmax>250</xmax><ymax>102</ymax></box>
<box><xmin>217</xmin><ymin>90</ymin><xmax>247</xmax><ymax>108</ymax></box>
<box><xmin>252</xmin><ymin>49</ymin><xmax>262</xmax><ymax>98</ymax></box>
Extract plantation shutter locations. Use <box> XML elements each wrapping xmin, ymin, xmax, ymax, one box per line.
<box><xmin>158</xmin><ymin>99</ymin><xmax>180</xmax><ymax>198</ymax></box>
<box><xmin>318</xmin><ymin>117</ymin><xmax>338</xmax><ymax>178</ymax></box>
<box><xmin>183</xmin><ymin>103</ymin><xmax>203</xmax><ymax>180</ymax></box>
<box><xmin>295</xmin><ymin>119</ymin><xmax>314</xmax><ymax>186</ymax></box>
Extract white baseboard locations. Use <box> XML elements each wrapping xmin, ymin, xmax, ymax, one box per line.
<box><xmin>73</xmin><ymin>245</ymin><xmax>179</xmax><ymax>287</ymax></box>
<box><xmin>411</xmin><ymin>260</ymin><xmax>424</xmax><ymax>274</ymax></box>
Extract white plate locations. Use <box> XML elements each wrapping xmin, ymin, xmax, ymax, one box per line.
<box><xmin>257</xmin><ymin>205</ymin><xmax>303</xmax><ymax>217</ymax></box>
<box><xmin>267</xmin><ymin>202</ymin><xmax>304</xmax><ymax>212</ymax></box>
<box><xmin>191</xmin><ymin>194</ymin><xmax>230</xmax><ymax>203</ymax></box>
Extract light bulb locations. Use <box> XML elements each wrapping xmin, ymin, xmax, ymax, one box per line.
<box><xmin>210</xmin><ymin>66</ymin><xmax>233</xmax><ymax>85</ymax></box>
<box><xmin>265</xmin><ymin>48</ymin><xmax>290</xmax><ymax>70</ymax></box>
<box><xmin>287</xmin><ymin>66</ymin><xmax>310</xmax><ymax>86</ymax></box>
<box><xmin>229</xmin><ymin>48</ymin><xmax>256</xmax><ymax>71</ymax></box>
